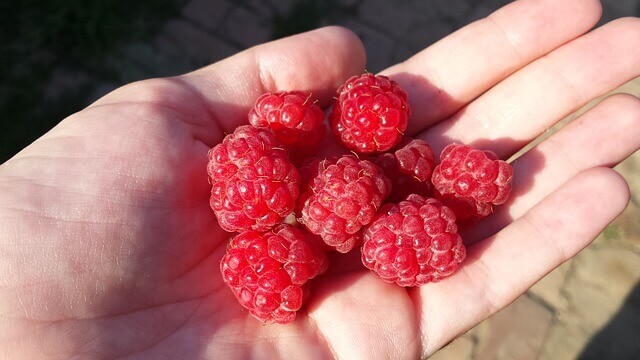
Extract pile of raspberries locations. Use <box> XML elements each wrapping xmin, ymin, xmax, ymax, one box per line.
<box><xmin>208</xmin><ymin>73</ymin><xmax>514</xmax><ymax>324</ymax></box>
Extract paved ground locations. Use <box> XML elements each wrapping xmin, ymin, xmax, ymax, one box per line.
<box><xmin>48</xmin><ymin>1</ymin><xmax>640</xmax><ymax>358</ymax></box>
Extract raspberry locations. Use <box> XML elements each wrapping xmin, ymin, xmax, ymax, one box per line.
<box><xmin>220</xmin><ymin>224</ymin><xmax>328</xmax><ymax>324</ymax></box>
<box><xmin>207</xmin><ymin>126</ymin><xmax>300</xmax><ymax>232</ymax></box>
<box><xmin>374</xmin><ymin>139</ymin><xmax>436</xmax><ymax>202</ymax></box>
<box><xmin>249</xmin><ymin>91</ymin><xmax>326</xmax><ymax>163</ymax></box>
<box><xmin>300</xmin><ymin>155</ymin><xmax>391</xmax><ymax>253</ymax></box>
<box><xmin>329</xmin><ymin>73</ymin><xmax>410</xmax><ymax>154</ymax></box>
<box><xmin>361</xmin><ymin>195</ymin><xmax>466</xmax><ymax>286</ymax></box>
<box><xmin>431</xmin><ymin>143</ymin><xmax>513</xmax><ymax>222</ymax></box>
<box><xmin>295</xmin><ymin>156</ymin><xmax>338</xmax><ymax>215</ymax></box>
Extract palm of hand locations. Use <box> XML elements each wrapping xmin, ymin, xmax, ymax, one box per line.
<box><xmin>2</xmin><ymin>2</ymin><xmax>640</xmax><ymax>358</ymax></box>
<box><xmin>0</xmin><ymin>75</ymin><xmax>421</xmax><ymax>358</ymax></box>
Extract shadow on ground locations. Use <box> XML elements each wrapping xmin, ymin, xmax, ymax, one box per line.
<box><xmin>579</xmin><ymin>281</ymin><xmax>640</xmax><ymax>359</ymax></box>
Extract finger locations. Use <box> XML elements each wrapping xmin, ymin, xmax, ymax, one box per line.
<box><xmin>93</xmin><ymin>26</ymin><xmax>365</xmax><ymax>133</ymax></box>
<box><xmin>309</xmin><ymin>273</ymin><xmax>420</xmax><ymax>359</ymax></box>
<box><xmin>412</xmin><ymin>167</ymin><xmax>630</xmax><ymax>357</ymax></box>
<box><xmin>420</xmin><ymin>18</ymin><xmax>640</xmax><ymax>156</ymax></box>
<box><xmin>381</xmin><ymin>0</ymin><xmax>602</xmax><ymax>133</ymax></box>
<box><xmin>464</xmin><ymin>93</ymin><xmax>640</xmax><ymax>243</ymax></box>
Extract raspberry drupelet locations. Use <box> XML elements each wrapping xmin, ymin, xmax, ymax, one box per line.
<box><xmin>207</xmin><ymin>126</ymin><xmax>300</xmax><ymax>233</ymax></box>
<box><xmin>249</xmin><ymin>91</ymin><xmax>326</xmax><ymax>163</ymax></box>
<box><xmin>374</xmin><ymin>139</ymin><xmax>436</xmax><ymax>202</ymax></box>
<box><xmin>361</xmin><ymin>194</ymin><xmax>466</xmax><ymax>287</ymax></box>
<box><xmin>220</xmin><ymin>224</ymin><xmax>329</xmax><ymax>324</ymax></box>
<box><xmin>431</xmin><ymin>143</ymin><xmax>513</xmax><ymax>223</ymax></box>
<box><xmin>295</xmin><ymin>156</ymin><xmax>339</xmax><ymax>216</ymax></box>
<box><xmin>300</xmin><ymin>155</ymin><xmax>391</xmax><ymax>253</ymax></box>
<box><xmin>329</xmin><ymin>73</ymin><xmax>410</xmax><ymax>154</ymax></box>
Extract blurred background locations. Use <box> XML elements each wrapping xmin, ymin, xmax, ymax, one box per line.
<box><xmin>1</xmin><ymin>0</ymin><xmax>639</xmax><ymax>358</ymax></box>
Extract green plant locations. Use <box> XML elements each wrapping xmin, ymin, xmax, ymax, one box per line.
<box><xmin>0</xmin><ymin>0</ymin><xmax>183</xmax><ymax>161</ymax></box>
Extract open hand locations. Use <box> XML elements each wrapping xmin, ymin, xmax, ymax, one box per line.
<box><xmin>1</xmin><ymin>0</ymin><xmax>639</xmax><ymax>358</ymax></box>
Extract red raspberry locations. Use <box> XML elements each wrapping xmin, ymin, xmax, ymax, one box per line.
<box><xmin>374</xmin><ymin>139</ymin><xmax>436</xmax><ymax>202</ymax></box>
<box><xmin>249</xmin><ymin>91</ymin><xmax>326</xmax><ymax>163</ymax></box>
<box><xmin>329</xmin><ymin>73</ymin><xmax>410</xmax><ymax>154</ymax></box>
<box><xmin>207</xmin><ymin>126</ymin><xmax>300</xmax><ymax>232</ymax></box>
<box><xmin>361</xmin><ymin>195</ymin><xmax>466</xmax><ymax>286</ymax></box>
<box><xmin>300</xmin><ymin>155</ymin><xmax>391</xmax><ymax>253</ymax></box>
<box><xmin>431</xmin><ymin>143</ymin><xmax>513</xmax><ymax>222</ymax></box>
<box><xmin>295</xmin><ymin>156</ymin><xmax>338</xmax><ymax>215</ymax></box>
<box><xmin>220</xmin><ymin>224</ymin><xmax>328</xmax><ymax>324</ymax></box>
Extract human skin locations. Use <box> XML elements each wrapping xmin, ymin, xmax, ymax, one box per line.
<box><xmin>1</xmin><ymin>0</ymin><xmax>639</xmax><ymax>358</ymax></box>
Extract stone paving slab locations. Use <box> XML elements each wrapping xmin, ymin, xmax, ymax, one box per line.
<box><xmin>539</xmin><ymin>245</ymin><xmax>640</xmax><ymax>360</ymax></box>
<box><xmin>358</xmin><ymin>0</ymin><xmax>423</xmax><ymax>39</ymax></box>
<box><xmin>528</xmin><ymin>260</ymin><xmax>572</xmax><ymax>312</ymax></box>
<box><xmin>340</xmin><ymin>19</ymin><xmax>395</xmax><ymax>72</ymax></box>
<box><xmin>181</xmin><ymin>0</ymin><xmax>234</xmax><ymax>31</ymax></box>
<box><xmin>161</xmin><ymin>19</ymin><xmax>240</xmax><ymax>68</ymax></box>
<box><xmin>218</xmin><ymin>6</ymin><xmax>272</xmax><ymax>48</ymax></box>
<box><xmin>603</xmin><ymin>0</ymin><xmax>640</xmax><ymax>16</ymax></box>
<box><xmin>430</xmin><ymin>334</ymin><xmax>475</xmax><ymax>360</ymax></box>
<box><xmin>406</xmin><ymin>0</ymin><xmax>477</xmax><ymax>19</ymax></box>
<box><xmin>474</xmin><ymin>295</ymin><xmax>553</xmax><ymax>360</ymax></box>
